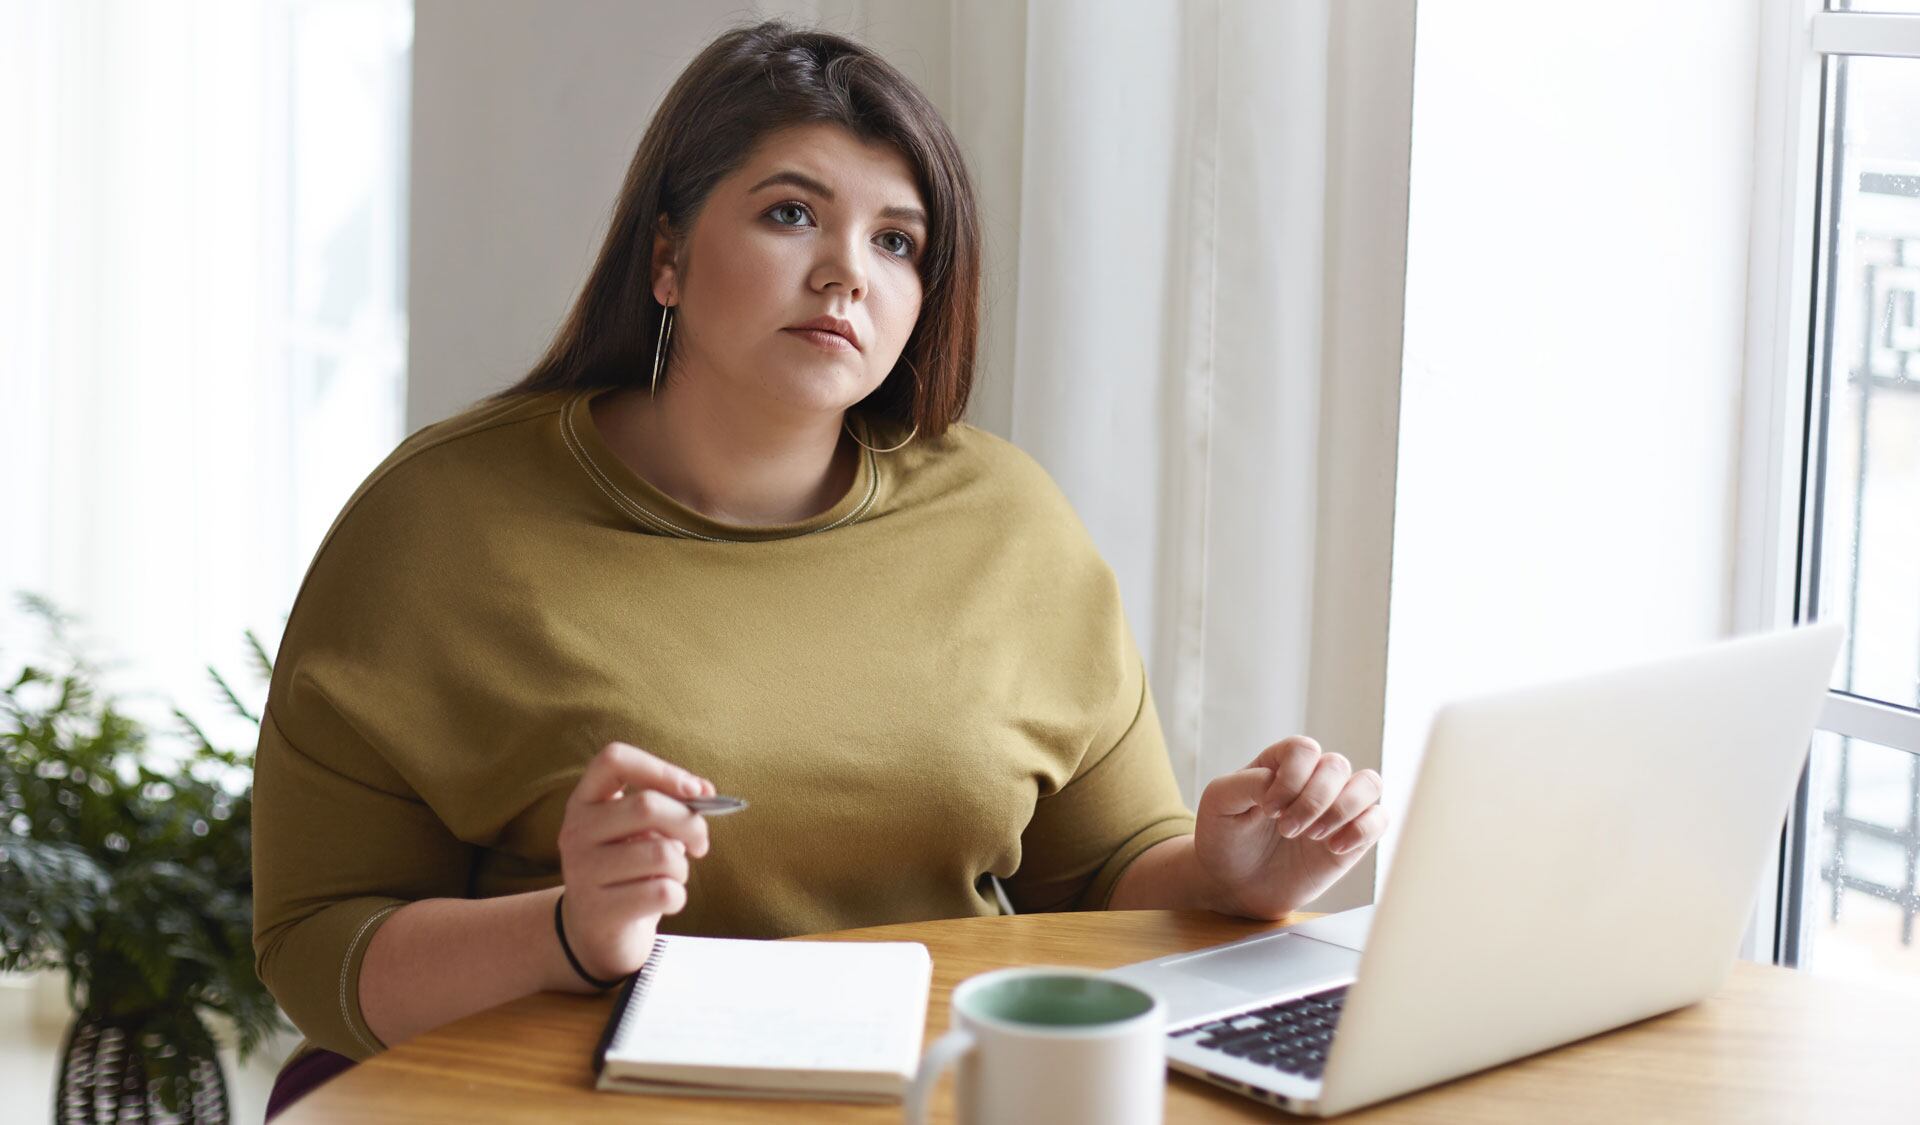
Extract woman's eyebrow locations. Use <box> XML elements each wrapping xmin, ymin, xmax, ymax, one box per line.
<box><xmin>748</xmin><ymin>169</ymin><xmax>927</xmax><ymax>229</ymax></box>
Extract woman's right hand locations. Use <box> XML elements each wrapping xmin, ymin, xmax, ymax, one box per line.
<box><xmin>555</xmin><ymin>741</ymin><xmax>715</xmax><ymax>984</ymax></box>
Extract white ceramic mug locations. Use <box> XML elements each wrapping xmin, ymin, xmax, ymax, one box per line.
<box><xmin>904</xmin><ymin>966</ymin><xmax>1166</xmax><ymax>1125</ymax></box>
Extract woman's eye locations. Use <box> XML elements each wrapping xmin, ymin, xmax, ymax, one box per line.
<box><xmin>879</xmin><ymin>231</ymin><xmax>916</xmax><ymax>259</ymax></box>
<box><xmin>769</xmin><ymin>202</ymin><xmax>811</xmax><ymax>226</ymax></box>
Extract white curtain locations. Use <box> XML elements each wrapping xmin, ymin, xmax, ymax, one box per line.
<box><xmin>1010</xmin><ymin>0</ymin><xmax>1329</xmax><ymax>802</ymax></box>
<box><xmin>0</xmin><ymin>0</ymin><xmax>411</xmax><ymax>746</ymax></box>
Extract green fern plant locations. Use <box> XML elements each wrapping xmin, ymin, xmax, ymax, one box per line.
<box><xmin>0</xmin><ymin>594</ymin><xmax>286</xmax><ymax>1086</ymax></box>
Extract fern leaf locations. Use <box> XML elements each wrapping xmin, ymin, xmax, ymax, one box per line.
<box><xmin>243</xmin><ymin>629</ymin><xmax>274</xmax><ymax>684</ymax></box>
<box><xmin>206</xmin><ymin>667</ymin><xmax>259</xmax><ymax>725</ymax></box>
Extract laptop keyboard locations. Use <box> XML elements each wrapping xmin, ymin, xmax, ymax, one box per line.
<box><xmin>1170</xmin><ymin>985</ymin><xmax>1348</xmax><ymax>1081</ymax></box>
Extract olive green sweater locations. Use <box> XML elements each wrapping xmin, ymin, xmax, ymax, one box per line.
<box><xmin>250</xmin><ymin>388</ymin><xmax>1196</xmax><ymax>1060</ymax></box>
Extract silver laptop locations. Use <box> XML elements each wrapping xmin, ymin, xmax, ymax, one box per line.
<box><xmin>1106</xmin><ymin>623</ymin><xmax>1845</xmax><ymax>1117</ymax></box>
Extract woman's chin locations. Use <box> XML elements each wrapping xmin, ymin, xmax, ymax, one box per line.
<box><xmin>767</xmin><ymin>371</ymin><xmax>877</xmax><ymax>412</ymax></box>
<box><xmin>757</xmin><ymin>382</ymin><xmax>872</xmax><ymax>422</ymax></box>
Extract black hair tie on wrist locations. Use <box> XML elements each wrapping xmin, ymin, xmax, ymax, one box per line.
<box><xmin>554</xmin><ymin>892</ymin><xmax>624</xmax><ymax>991</ymax></box>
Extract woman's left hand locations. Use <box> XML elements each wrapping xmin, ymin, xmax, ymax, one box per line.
<box><xmin>1192</xmin><ymin>736</ymin><xmax>1389</xmax><ymax>919</ymax></box>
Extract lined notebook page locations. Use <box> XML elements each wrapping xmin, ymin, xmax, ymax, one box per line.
<box><xmin>605</xmin><ymin>935</ymin><xmax>932</xmax><ymax>1076</ymax></box>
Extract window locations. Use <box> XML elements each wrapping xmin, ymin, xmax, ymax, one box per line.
<box><xmin>1799</xmin><ymin>731</ymin><xmax>1920</xmax><ymax>990</ymax></box>
<box><xmin>284</xmin><ymin>0</ymin><xmax>415</xmax><ymax>591</ymax></box>
<box><xmin>0</xmin><ymin>0</ymin><xmax>411</xmax><ymax>744</ymax></box>
<box><xmin>1759</xmin><ymin>4</ymin><xmax>1920</xmax><ymax>985</ymax></box>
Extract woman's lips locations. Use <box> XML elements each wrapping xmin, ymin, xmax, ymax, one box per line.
<box><xmin>783</xmin><ymin>327</ymin><xmax>858</xmax><ymax>352</ymax></box>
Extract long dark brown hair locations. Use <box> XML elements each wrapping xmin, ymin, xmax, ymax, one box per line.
<box><xmin>493</xmin><ymin>18</ymin><xmax>982</xmax><ymax>438</ymax></box>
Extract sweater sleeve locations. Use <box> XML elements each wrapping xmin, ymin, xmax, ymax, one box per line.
<box><xmin>1001</xmin><ymin>651</ymin><xmax>1197</xmax><ymax>914</ymax></box>
<box><xmin>247</xmin><ymin>415</ymin><xmax>493</xmax><ymax>1059</ymax></box>
<box><xmin>250</xmin><ymin>702</ymin><xmax>474</xmax><ymax>1059</ymax></box>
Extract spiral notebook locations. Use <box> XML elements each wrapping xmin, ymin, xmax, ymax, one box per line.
<box><xmin>591</xmin><ymin>934</ymin><xmax>934</xmax><ymax>1103</ymax></box>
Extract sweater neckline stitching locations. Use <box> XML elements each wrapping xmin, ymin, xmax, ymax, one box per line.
<box><xmin>558</xmin><ymin>390</ymin><xmax>880</xmax><ymax>542</ymax></box>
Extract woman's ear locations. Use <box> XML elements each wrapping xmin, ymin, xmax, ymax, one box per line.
<box><xmin>650</xmin><ymin>215</ymin><xmax>679</xmax><ymax>307</ymax></box>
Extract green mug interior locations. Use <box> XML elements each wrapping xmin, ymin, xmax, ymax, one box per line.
<box><xmin>963</xmin><ymin>974</ymin><xmax>1156</xmax><ymax>1028</ymax></box>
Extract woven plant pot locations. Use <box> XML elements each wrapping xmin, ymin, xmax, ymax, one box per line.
<box><xmin>55</xmin><ymin>1008</ymin><xmax>229</xmax><ymax>1124</ymax></box>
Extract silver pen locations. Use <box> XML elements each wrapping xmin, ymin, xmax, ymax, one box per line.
<box><xmin>681</xmin><ymin>794</ymin><xmax>749</xmax><ymax>816</ymax></box>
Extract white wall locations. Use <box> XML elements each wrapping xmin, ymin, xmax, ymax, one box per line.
<box><xmin>1379</xmin><ymin>2</ymin><xmax>1761</xmax><ymax>882</ymax></box>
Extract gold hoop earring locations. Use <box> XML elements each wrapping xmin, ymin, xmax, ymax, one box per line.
<box><xmin>846</xmin><ymin>359</ymin><xmax>921</xmax><ymax>453</ymax></box>
<box><xmin>847</xmin><ymin>418</ymin><xmax>918</xmax><ymax>454</ymax></box>
<box><xmin>650</xmin><ymin>306</ymin><xmax>675</xmax><ymax>397</ymax></box>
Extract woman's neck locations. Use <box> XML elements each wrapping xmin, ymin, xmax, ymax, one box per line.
<box><xmin>588</xmin><ymin>383</ymin><xmax>859</xmax><ymax>526</ymax></box>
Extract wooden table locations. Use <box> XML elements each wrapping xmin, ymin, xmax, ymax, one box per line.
<box><xmin>282</xmin><ymin>910</ymin><xmax>1920</xmax><ymax>1122</ymax></box>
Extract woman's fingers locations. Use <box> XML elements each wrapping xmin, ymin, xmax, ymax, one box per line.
<box><xmin>605</xmin><ymin>874</ymin><xmax>688</xmax><ymax>917</ymax></box>
<box><xmin>570</xmin><ymin>741</ymin><xmax>711</xmax><ymax>807</ymax></box>
<box><xmin>1326</xmin><ymin>803</ymin><xmax>1390</xmax><ymax>857</ymax></box>
<box><xmin>1233</xmin><ymin>737</ymin><xmax>1387</xmax><ymax>849</ymax></box>
<box><xmin>1302</xmin><ymin>769</ymin><xmax>1384</xmax><ymax>842</ymax></box>
<box><xmin>628</xmin><ymin>789</ymin><xmax>710</xmax><ymax>857</ymax></box>
<box><xmin>567</xmin><ymin>786</ymin><xmax>712</xmax><ymax>856</ymax></box>
<box><xmin>1253</xmin><ymin>737</ymin><xmax>1322</xmax><ymax>803</ymax></box>
<box><xmin>1272</xmin><ymin>752</ymin><xmax>1351</xmax><ymax>838</ymax></box>
<box><xmin>1200</xmin><ymin>767</ymin><xmax>1278</xmax><ymax>818</ymax></box>
<box><xmin>583</xmin><ymin>834</ymin><xmax>690</xmax><ymax>890</ymax></box>
<box><xmin>576</xmin><ymin>783</ymin><xmax>714</xmax><ymax>852</ymax></box>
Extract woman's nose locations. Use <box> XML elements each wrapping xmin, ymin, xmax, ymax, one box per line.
<box><xmin>810</xmin><ymin>234</ymin><xmax>868</xmax><ymax>299</ymax></box>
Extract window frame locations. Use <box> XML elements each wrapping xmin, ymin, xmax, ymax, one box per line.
<box><xmin>1739</xmin><ymin>2</ymin><xmax>1920</xmax><ymax>966</ymax></box>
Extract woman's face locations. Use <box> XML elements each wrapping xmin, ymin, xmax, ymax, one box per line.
<box><xmin>651</xmin><ymin>122</ymin><xmax>928</xmax><ymax>424</ymax></box>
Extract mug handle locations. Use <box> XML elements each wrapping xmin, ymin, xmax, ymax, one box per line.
<box><xmin>903</xmin><ymin>1027</ymin><xmax>975</xmax><ymax>1125</ymax></box>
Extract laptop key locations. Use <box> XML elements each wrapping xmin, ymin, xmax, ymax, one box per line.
<box><xmin>1177</xmin><ymin>985</ymin><xmax>1351</xmax><ymax>1079</ymax></box>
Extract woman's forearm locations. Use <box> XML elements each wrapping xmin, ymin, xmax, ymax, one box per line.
<box><xmin>357</xmin><ymin>885</ymin><xmax>595</xmax><ymax>1049</ymax></box>
<box><xmin>1107</xmin><ymin>834</ymin><xmax>1232</xmax><ymax>913</ymax></box>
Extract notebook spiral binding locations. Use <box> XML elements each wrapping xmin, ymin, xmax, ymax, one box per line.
<box><xmin>591</xmin><ymin>936</ymin><xmax>670</xmax><ymax>1075</ymax></box>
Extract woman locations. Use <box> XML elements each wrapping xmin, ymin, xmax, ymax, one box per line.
<box><xmin>253</xmin><ymin>18</ymin><xmax>1387</xmax><ymax>1117</ymax></box>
